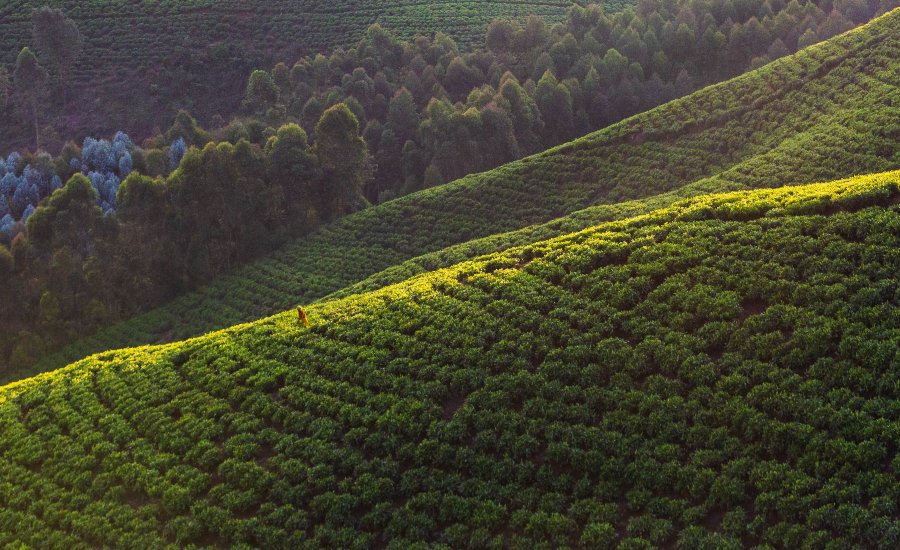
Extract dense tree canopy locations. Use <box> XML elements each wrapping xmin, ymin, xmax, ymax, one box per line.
<box><xmin>0</xmin><ymin>1</ymin><xmax>589</xmax><ymax>152</ymax></box>
<box><xmin>314</xmin><ymin>104</ymin><xmax>369</xmax><ymax>217</ymax></box>
<box><xmin>265</xmin><ymin>123</ymin><xmax>319</xmax><ymax>222</ymax></box>
<box><xmin>246</xmin><ymin>70</ymin><xmax>280</xmax><ymax>114</ymax></box>
<box><xmin>229</xmin><ymin>0</ymin><xmax>884</xmax><ymax>202</ymax></box>
<box><xmin>0</xmin><ymin>104</ymin><xmax>370</xmax><ymax>371</ymax></box>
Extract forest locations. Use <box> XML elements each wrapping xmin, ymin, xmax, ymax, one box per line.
<box><xmin>0</xmin><ymin>0</ymin><xmax>598</xmax><ymax>152</ymax></box>
<box><xmin>0</xmin><ymin>105</ymin><xmax>368</xmax><ymax>373</ymax></box>
<box><xmin>237</xmin><ymin>0</ymin><xmax>884</xmax><ymax>201</ymax></box>
<box><xmin>0</xmin><ymin>0</ymin><xmax>892</xmax><ymax>376</ymax></box>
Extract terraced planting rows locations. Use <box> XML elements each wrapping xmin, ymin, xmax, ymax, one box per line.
<box><xmin>0</xmin><ymin>0</ymin><xmax>626</xmax><ymax>151</ymax></box>
<box><xmin>22</xmin><ymin>11</ymin><xmax>899</xmax><ymax>382</ymax></box>
<box><xmin>0</xmin><ymin>1</ymin><xmax>588</xmax><ymax>62</ymax></box>
<box><xmin>1</xmin><ymin>171</ymin><xmax>898</xmax><ymax>547</ymax></box>
<box><xmin>0</xmin><ymin>0</ymin><xmax>597</xmax><ymax>111</ymax></box>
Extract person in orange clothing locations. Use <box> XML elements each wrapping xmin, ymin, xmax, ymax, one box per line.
<box><xmin>297</xmin><ymin>307</ymin><xmax>310</xmax><ymax>328</ymax></box>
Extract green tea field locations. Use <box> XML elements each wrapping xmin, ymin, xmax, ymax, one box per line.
<box><xmin>1</xmin><ymin>170</ymin><xmax>897</xmax><ymax>547</ymax></box>
<box><xmin>23</xmin><ymin>10</ymin><xmax>899</xmax><ymax>383</ymax></box>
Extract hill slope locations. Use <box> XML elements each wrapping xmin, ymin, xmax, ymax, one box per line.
<box><xmin>0</xmin><ymin>0</ymin><xmax>604</xmax><ymax>150</ymax></box>
<box><xmin>1</xmin><ymin>171</ymin><xmax>898</xmax><ymax>547</ymax></box>
<box><xmin>0</xmin><ymin>1</ymin><xmax>587</xmax><ymax>59</ymax></box>
<box><xmin>23</xmin><ymin>10</ymin><xmax>899</xmax><ymax>382</ymax></box>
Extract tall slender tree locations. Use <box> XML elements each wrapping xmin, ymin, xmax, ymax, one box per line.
<box><xmin>534</xmin><ymin>70</ymin><xmax>574</xmax><ymax>147</ymax></box>
<box><xmin>0</xmin><ymin>67</ymin><xmax>10</xmax><ymax>113</ymax></box>
<box><xmin>265</xmin><ymin>123</ymin><xmax>318</xmax><ymax>222</ymax></box>
<box><xmin>31</xmin><ymin>7</ymin><xmax>83</xmax><ymax>106</ymax></box>
<box><xmin>13</xmin><ymin>48</ymin><xmax>47</xmax><ymax>151</ymax></box>
<box><xmin>314</xmin><ymin>104</ymin><xmax>368</xmax><ymax>217</ymax></box>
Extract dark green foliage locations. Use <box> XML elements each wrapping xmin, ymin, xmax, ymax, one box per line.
<box><xmin>167</xmin><ymin>141</ymin><xmax>277</xmax><ymax>284</ymax></box>
<box><xmin>20</xmin><ymin>9</ymin><xmax>898</xmax><ymax>382</ymax></box>
<box><xmin>0</xmin><ymin>2</ymin><xmax>891</xmax><ymax>377</ymax></box>
<box><xmin>30</xmin><ymin>6</ymin><xmax>82</xmax><ymax>104</ymax></box>
<box><xmin>0</xmin><ymin>118</ymin><xmax>363</xmax><ymax>374</ymax></box>
<box><xmin>0</xmin><ymin>244</ymin><xmax>11</xmax><ymax>276</ymax></box>
<box><xmin>165</xmin><ymin>111</ymin><xmax>212</xmax><ymax>148</ymax></box>
<box><xmin>0</xmin><ymin>67</ymin><xmax>9</xmax><ymax>112</ymax></box>
<box><xmin>114</xmin><ymin>173</ymin><xmax>173</xmax><ymax>303</ymax></box>
<box><xmin>6</xmin><ymin>175</ymin><xmax>111</xmax><ymax>368</ymax></box>
<box><xmin>24</xmin><ymin>173</ymin><xmax>100</xmax><ymax>249</ymax></box>
<box><xmin>12</xmin><ymin>47</ymin><xmax>46</xmax><ymax>150</ymax></box>
<box><xmin>0</xmin><ymin>172</ymin><xmax>897</xmax><ymax>547</ymax></box>
<box><xmin>386</xmin><ymin>88</ymin><xmax>419</xmax><ymax>144</ymax></box>
<box><xmin>535</xmin><ymin>70</ymin><xmax>575</xmax><ymax>146</ymax></box>
<box><xmin>0</xmin><ymin>8</ymin><xmax>896</xmax><ymax>546</ymax></box>
<box><xmin>238</xmin><ymin>0</ymin><xmax>886</xmax><ymax>200</ymax></box>
<box><xmin>0</xmin><ymin>0</ymin><xmax>594</xmax><ymax>151</ymax></box>
<box><xmin>246</xmin><ymin>70</ymin><xmax>280</xmax><ymax>114</ymax></box>
<box><xmin>313</xmin><ymin>104</ymin><xmax>369</xmax><ymax>217</ymax></box>
<box><xmin>265</xmin><ymin>123</ymin><xmax>319</xmax><ymax>221</ymax></box>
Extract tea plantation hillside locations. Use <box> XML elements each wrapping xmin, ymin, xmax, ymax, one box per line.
<box><xmin>0</xmin><ymin>1</ymin><xmax>586</xmax><ymax>59</ymax></box>
<box><xmin>21</xmin><ymin>10</ymin><xmax>899</xmax><ymax>382</ymax></box>
<box><xmin>0</xmin><ymin>0</ymin><xmax>602</xmax><ymax>150</ymax></box>
<box><xmin>1</xmin><ymin>171</ymin><xmax>898</xmax><ymax>547</ymax></box>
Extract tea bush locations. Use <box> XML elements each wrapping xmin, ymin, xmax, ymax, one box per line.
<box><xmin>0</xmin><ymin>171</ymin><xmax>897</xmax><ymax>547</ymax></box>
